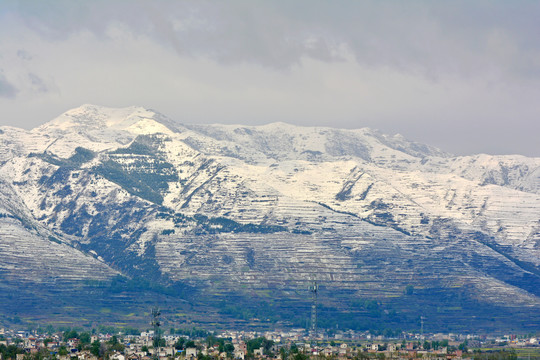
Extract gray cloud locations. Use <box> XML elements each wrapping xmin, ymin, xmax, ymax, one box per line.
<box><xmin>7</xmin><ymin>1</ymin><xmax>540</xmax><ymax>76</ymax></box>
<box><xmin>28</xmin><ymin>73</ymin><xmax>48</xmax><ymax>93</ymax></box>
<box><xmin>1</xmin><ymin>1</ymin><xmax>539</xmax><ymax>156</ymax></box>
<box><xmin>0</xmin><ymin>73</ymin><xmax>18</xmax><ymax>98</ymax></box>
<box><xmin>17</xmin><ymin>49</ymin><xmax>33</xmax><ymax>61</ymax></box>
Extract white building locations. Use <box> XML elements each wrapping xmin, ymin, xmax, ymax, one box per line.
<box><xmin>186</xmin><ymin>347</ymin><xmax>197</xmax><ymax>360</ymax></box>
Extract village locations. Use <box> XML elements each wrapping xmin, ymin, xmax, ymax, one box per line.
<box><xmin>1</xmin><ymin>326</ymin><xmax>538</xmax><ymax>360</ymax></box>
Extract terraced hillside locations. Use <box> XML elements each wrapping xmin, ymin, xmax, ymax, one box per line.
<box><xmin>0</xmin><ymin>104</ymin><xmax>539</xmax><ymax>331</ymax></box>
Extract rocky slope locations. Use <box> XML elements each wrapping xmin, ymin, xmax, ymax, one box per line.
<box><xmin>0</xmin><ymin>104</ymin><xmax>539</xmax><ymax>331</ymax></box>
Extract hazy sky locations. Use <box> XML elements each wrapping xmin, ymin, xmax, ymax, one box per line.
<box><xmin>1</xmin><ymin>1</ymin><xmax>539</xmax><ymax>156</ymax></box>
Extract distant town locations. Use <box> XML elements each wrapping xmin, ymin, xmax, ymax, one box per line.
<box><xmin>1</xmin><ymin>325</ymin><xmax>538</xmax><ymax>360</ymax></box>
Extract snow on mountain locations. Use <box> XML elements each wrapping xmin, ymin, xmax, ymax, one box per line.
<box><xmin>181</xmin><ymin>122</ymin><xmax>447</xmax><ymax>165</ymax></box>
<box><xmin>1</xmin><ymin>104</ymin><xmax>180</xmax><ymax>159</ymax></box>
<box><xmin>1</xmin><ymin>104</ymin><xmax>539</xmax><ymax>329</ymax></box>
<box><xmin>36</xmin><ymin>104</ymin><xmax>175</xmax><ymax>133</ymax></box>
<box><xmin>0</xmin><ymin>176</ymin><xmax>118</xmax><ymax>286</ymax></box>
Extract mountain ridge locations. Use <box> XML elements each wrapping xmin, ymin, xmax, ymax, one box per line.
<box><xmin>0</xmin><ymin>104</ymin><xmax>539</xmax><ymax>331</ymax></box>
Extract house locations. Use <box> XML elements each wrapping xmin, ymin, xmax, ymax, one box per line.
<box><xmin>160</xmin><ymin>347</ymin><xmax>175</xmax><ymax>356</ymax></box>
<box><xmin>78</xmin><ymin>351</ymin><xmax>98</xmax><ymax>360</ymax></box>
<box><xmin>110</xmin><ymin>353</ymin><xmax>125</xmax><ymax>360</ymax></box>
<box><xmin>25</xmin><ymin>337</ymin><xmax>37</xmax><ymax>348</ymax></box>
<box><xmin>339</xmin><ymin>343</ymin><xmax>348</xmax><ymax>356</ymax></box>
<box><xmin>234</xmin><ymin>349</ymin><xmax>245</xmax><ymax>360</ymax></box>
<box><xmin>67</xmin><ymin>338</ymin><xmax>79</xmax><ymax>348</ymax></box>
<box><xmin>323</xmin><ymin>347</ymin><xmax>333</xmax><ymax>357</ymax></box>
<box><xmin>186</xmin><ymin>347</ymin><xmax>197</xmax><ymax>360</ymax></box>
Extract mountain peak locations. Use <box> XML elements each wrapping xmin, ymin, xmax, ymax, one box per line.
<box><xmin>35</xmin><ymin>104</ymin><xmax>177</xmax><ymax>134</ymax></box>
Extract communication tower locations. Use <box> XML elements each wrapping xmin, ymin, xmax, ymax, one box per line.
<box><xmin>309</xmin><ymin>281</ymin><xmax>318</xmax><ymax>337</ymax></box>
<box><xmin>151</xmin><ymin>307</ymin><xmax>161</xmax><ymax>360</ymax></box>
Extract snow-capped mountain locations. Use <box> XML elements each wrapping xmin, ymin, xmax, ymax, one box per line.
<box><xmin>1</xmin><ymin>104</ymin><xmax>539</xmax><ymax>330</ymax></box>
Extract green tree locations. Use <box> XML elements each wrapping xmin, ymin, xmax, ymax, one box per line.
<box><xmin>224</xmin><ymin>343</ymin><xmax>235</xmax><ymax>355</ymax></box>
<box><xmin>113</xmin><ymin>343</ymin><xmax>125</xmax><ymax>352</ymax></box>
<box><xmin>108</xmin><ymin>336</ymin><xmax>125</xmax><ymax>352</ymax></box>
<box><xmin>63</xmin><ymin>330</ymin><xmax>79</xmax><ymax>342</ymax></box>
<box><xmin>246</xmin><ymin>337</ymin><xmax>274</xmax><ymax>355</ymax></box>
<box><xmin>155</xmin><ymin>338</ymin><xmax>166</xmax><ymax>348</ymax></box>
<box><xmin>58</xmin><ymin>346</ymin><xmax>69</xmax><ymax>356</ymax></box>
<box><xmin>356</xmin><ymin>352</ymin><xmax>370</xmax><ymax>360</ymax></box>
<box><xmin>123</xmin><ymin>327</ymin><xmax>140</xmax><ymax>336</ymax></box>
<box><xmin>280</xmin><ymin>347</ymin><xmax>288</xmax><ymax>360</ymax></box>
<box><xmin>292</xmin><ymin>354</ymin><xmax>307</xmax><ymax>360</ymax></box>
<box><xmin>46</xmin><ymin>325</ymin><xmax>55</xmax><ymax>335</ymax></box>
<box><xmin>197</xmin><ymin>352</ymin><xmax>213</xmax><ymax>360</ymax></box>
<box><xmin>43</xmin><ymin>338</ymin><xmax>53</xmax><ymax>347</ymax></box>
<box><xmin>79</xmin><ymin>332</ymin><xmax>91</xmax><ymax>345</ymax></box>
<box><xmin>108</xmin><ymin>336</ymin><xmax>119</xmax><ymax>345</ymax></box>
<box><xmin>1</xmin><ymin>344</ymin><xmax>25</xmax><ymax>360</ymax></box>
<box><xmin>91</xmin><ymin>341</ymin><xmax>101</xmax><ymax>357</ymax></box>
<box><xmin>174</xmin><ymin>337</ymin><xmax>186</xmax><ymax>350</ymax></box>
<box><xmin>206</xmin><ymin>335</ymin><xmax>220</xmax><ymax>347</ymax></box>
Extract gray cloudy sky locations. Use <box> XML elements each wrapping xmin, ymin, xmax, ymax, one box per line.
<box><xmin>1</xmin><ymin>0</ymin><xmax>539</xmax><ymax>156</ymax></box>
